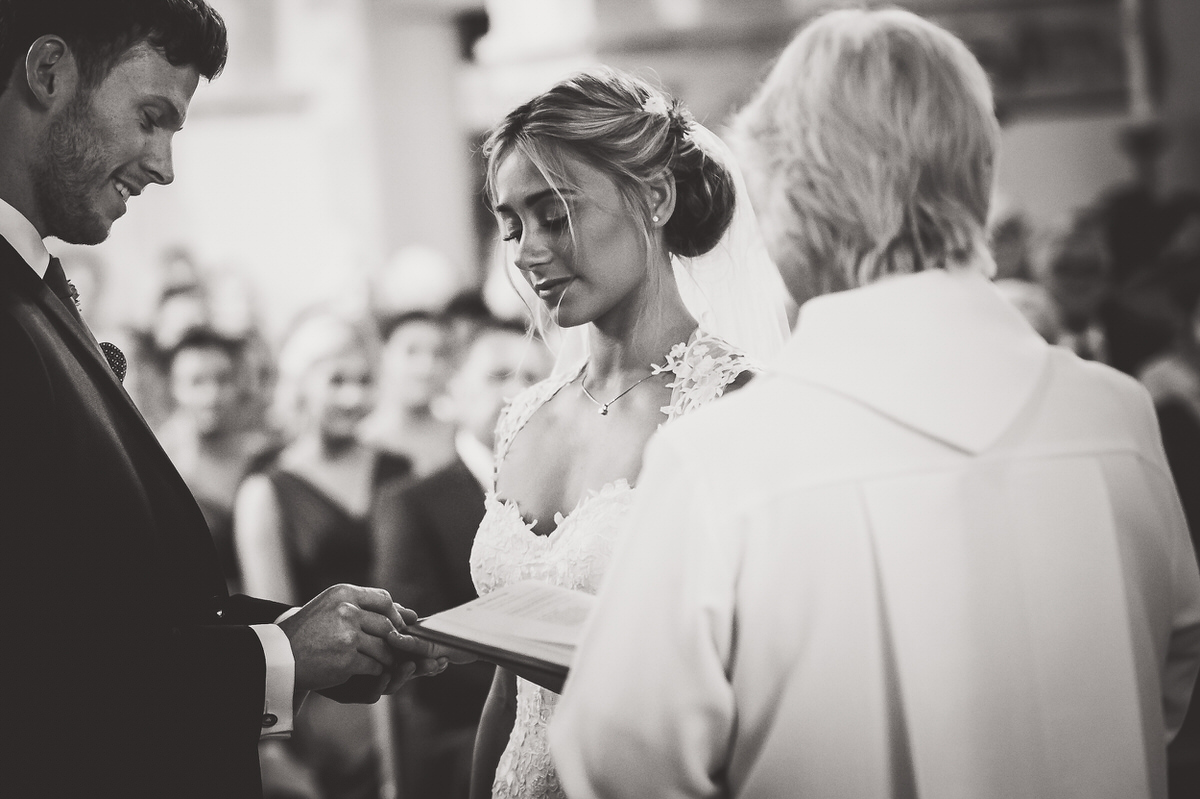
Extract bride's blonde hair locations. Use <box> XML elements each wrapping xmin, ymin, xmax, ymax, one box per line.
<box><xmin>482</xmin><ymin>67</ymin><xmax>737</xmax><ymax>262</ymax></box>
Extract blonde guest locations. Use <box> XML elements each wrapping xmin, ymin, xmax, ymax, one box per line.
<box><xmin>550</xmin><ymin>9</ymin><xmax>1200</xmax><ymax>799</ymax></box>
<box><xmin>359</xmin><ymin>311</ymin><xmax>458</xmax><ymax>478</ymax></box>
<box><xmin>235</xmin><ymin>311</ymin><xmax>413</xmax><ymax>799</ymax></box>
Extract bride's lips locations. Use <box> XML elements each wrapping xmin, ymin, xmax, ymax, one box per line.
<box><xmin>533</xmin><ymin>276</ymin><xmax>574</xmax><ymax>299</ymax></box>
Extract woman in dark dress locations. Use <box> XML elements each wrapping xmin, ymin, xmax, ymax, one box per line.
<box><xmin>235</xmin><ymin>311</ymin><xmax>411</xmax><ymax>799</ymax></box>
<box><xmin>156</xmin><ymin>328</ymin><xmax>280</xmax><ymax>593</ymax></box>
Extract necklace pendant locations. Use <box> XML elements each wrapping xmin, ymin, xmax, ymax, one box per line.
<box><xmin>598</xmin><ymin>404</ymin><xmax>609</xmax><ymax>416</ymax></box>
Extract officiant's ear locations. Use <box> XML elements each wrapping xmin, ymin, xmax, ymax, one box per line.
<box><xmin>24</xmin><ymin>36</ymin><xmax>80</xmax><ymax>111</ymax></box>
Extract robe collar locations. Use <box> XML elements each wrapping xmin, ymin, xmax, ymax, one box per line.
<box><xmin>775</xmin><ymin>264</ymin><xmax>1050</xmax><ymax>454</ymax></box>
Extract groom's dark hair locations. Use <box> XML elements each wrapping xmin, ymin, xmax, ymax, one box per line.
<box><xmin>0</xmin><ymin>0</ymin><xmax>227</xmax><ymax>99</ymax></box>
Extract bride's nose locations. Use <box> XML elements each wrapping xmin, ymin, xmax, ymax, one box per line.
<box><xmin>513</xmin><ymin>229</ymin><xmax>553</xmax><ymax>272</ymax></box>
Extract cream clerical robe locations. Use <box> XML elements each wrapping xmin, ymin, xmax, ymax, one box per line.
<box><xmin>550</xmin><ymin>267</ymin><xmax>1200</xmax><ymax>799</ymax></box>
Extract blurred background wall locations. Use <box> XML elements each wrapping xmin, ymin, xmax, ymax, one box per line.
<box><xmin>61</xmin><ymin>0</ymin><xmax>1200</xmax><ymax>343</ymax></box>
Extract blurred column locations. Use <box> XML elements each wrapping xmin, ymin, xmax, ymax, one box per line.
<box><xmin>1158</xmin><ymin>0</ymin><xmax>1200</xmax><ymax>190</ymax></box>
<box><xmin>366</xmin><ymin>0</ymin><xmax>484</xmax><ymax>286</ymax></box>
<box><xmin>1120</xmin><ymin>0</ymin><xmax>1155</xmax><ymax>120</ymax></box>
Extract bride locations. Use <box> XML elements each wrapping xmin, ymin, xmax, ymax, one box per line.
<box><xmin>467</xmin><ymin>67</ymin><xmax>789</xmax><ymax>799</ymax></box>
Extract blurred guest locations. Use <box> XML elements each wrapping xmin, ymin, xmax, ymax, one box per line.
<box><xmin>360</xmin><ymin>311</ymin><xmax>457</xmax><ymax>477</ymax></box>
<box><xmin>158</xmin><ymin>245</ymin><xmax>204</xmax><ymax>294</ymax></box>
<box><xmin>373</xmin><ymin>319</ymin><xmax>551</xmax><ymax>799</ymax></box>
<box><xmin>988</xmin><ymin>200</ymin><xmax>1033</xmax><ymax>282</ymax></box>
<box><xmin>373</xmin><ymin>244</ymin><xmax>463</xmax><ymax>324</ymax></box>
<box><xmin>551</xmin><ymin>9</ymin><xmax>1200</xmax><ymax>799</ymax></box>
<box><xmin>1137</xmin><ymin>233</ymin><xmax>1200</xmax><ymax>797</ymax></box>
<box><xmin>993</xmin><ymin>278</ymin><xmax>1063</xmax><ymax>343</ymax></box>
<box><xmin>1138</xmin><ymin>222</ymin><xmax>1200</xmax><ymax>536</ymax></box>
<box><xmin>99</xmin><ymin>323</ymin><xmax>173</xmax><ymax>426</ymax></box>
<box><xmin>152</xmin><ymin>282</ymin><xmax>213</xmax><ymax>352</ymax></box>
<box><xmin>233</xmin><ymin>327</ymin><xmax>282</xmax><ymax>441</ymax></box>
<box><xmin>157</xmin><ymin>329</ymin><xmax>279</xmax><ymax>593</ymax></box>
<box><xmin>445</xmin><ymin>289</ymin><xmax>495</xmax><ymax>361</ymax></box>
<box><xmin>127</xmin><ymin>282</ymin><xmax>216</xmax><ymax>431</ymax></box>
<box><xmin>235</xmin><ymin>312</ymin><xmax>412</xmax><ymax>799</ymax></box>
<box><xmin>1032</xmin><ymin>212</ymin><xmax>1172</xmax><ymax>375</ymax></box>
<box><xmin>1095</xmin><ymin>121</ymin><xmax>1200</xmax><ymax>287</ymax></box>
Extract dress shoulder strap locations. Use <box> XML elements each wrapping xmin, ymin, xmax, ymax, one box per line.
<box><xmin>656</xmin><ymin>330</ymin><xmax>759</xmax><ymax>423</ymax></box>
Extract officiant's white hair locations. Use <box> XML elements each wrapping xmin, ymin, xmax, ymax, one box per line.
<box><xmin>732</xmin><ymin>7</ymin><xmax>999</xmax><ymax>291</ymax></box>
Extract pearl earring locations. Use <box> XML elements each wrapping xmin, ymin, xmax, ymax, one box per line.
<box><xmin>652</xmin><ymin>215</ymin><xmax>660</xmax><ymax>222</ymax></box>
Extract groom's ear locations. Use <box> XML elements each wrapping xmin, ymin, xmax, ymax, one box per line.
<box><xmin>24</xmin><ymin>35</ymin><xmax>80</xmax><ymax>112</ymax></box>
<box><xmin>646</xmin><ymin>176</ymin><xmax>676</xmax><ymax>229</ymax></box>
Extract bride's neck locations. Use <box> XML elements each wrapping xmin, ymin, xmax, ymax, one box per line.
<box><xmin>586</xmin><ymin>271</ymin><xmax>697</xmax><ymax>378</ymax></box>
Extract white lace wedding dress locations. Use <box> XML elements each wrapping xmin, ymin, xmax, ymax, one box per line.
<box><xmin>469</xmin><ymin>330</ymin><xmax>756</xmax><ymax>799</ymax></box>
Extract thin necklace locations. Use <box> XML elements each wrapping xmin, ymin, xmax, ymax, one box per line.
<box><xmin>579</xmin><ymin>365</ymin><xmax>658</xmax><ymax>416</ymax></box>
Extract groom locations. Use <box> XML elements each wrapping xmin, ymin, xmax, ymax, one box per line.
<box><xmin>0</xmin><ymin>3</ymin><xmax>445</xmax><ymax>797</ymax></box>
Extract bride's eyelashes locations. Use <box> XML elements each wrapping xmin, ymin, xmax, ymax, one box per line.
<box><xmin>498</xmin><ymin>202</ymin><xmax>572</xmax><ymax>244</ymax></box>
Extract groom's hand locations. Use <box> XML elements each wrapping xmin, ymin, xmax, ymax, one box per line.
<box><xmin>314</xmin><ymin>605</ymin><xmax>457</xmax><ymax>703</ymax></box>
<box><xmin>277</xmin><ymin>584</ymin><xmax>407</xmax><ymax>693</ymax></box>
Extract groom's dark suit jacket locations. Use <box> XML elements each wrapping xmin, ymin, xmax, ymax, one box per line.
<box><xmin>0</xmin><ymin>239</ymin><xmax>289</xmax><ymax>799</ymax></box>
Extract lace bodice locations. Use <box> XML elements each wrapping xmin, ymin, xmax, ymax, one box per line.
<box><xmin>469</xmin><ymin>330</ymin><xmax>754</xmax><ymax>799</ymax></box>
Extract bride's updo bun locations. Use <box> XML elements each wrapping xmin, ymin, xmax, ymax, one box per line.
<box><xmin>483</xmin><ymin>67</ymin><xmax>736</xmax><ymax>259</ymax></box>
<box><xmin>662</xmin><ymin>106</ymin><xmax>736</xmax><ymax>257</ymax></box>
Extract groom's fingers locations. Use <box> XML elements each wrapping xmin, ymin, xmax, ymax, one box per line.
<box><xmin>387</xmin><ymin>631</ymin><xmax>442</xmax><ymax>659</ymax></box>
<box><xmin>357</xmin><ymin>632</ymin><xmax>396</xmax><ymax>670</ymax></box>
<box><xmin>357</xmin><ymin>608</ymin><xmax>400</xmax><ymax>639</ymax></box>
<box><xmin>383</xmin><ymin>661</ymin><xmax>418</xmax><ymax>694</ymax></box>
<box><xmin>393</xmin><ymin>602</ymin><xmax>419</xmax><ymax>627</ymax></box>
<box><xmin>349</xmin><ymin>651</ymin><xmax>386</xmax><ymax>677</ymax></box>
<box><xmin>351</xmin><ymin>587</ymin><xmax>408</xmax><ymax>630</ymax></box>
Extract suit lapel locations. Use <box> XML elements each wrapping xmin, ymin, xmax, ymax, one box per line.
<box><xmin>1</xmin><ymin>239</ymin><xmax>121</xmax><ymax>387</ymax></box>
<box><xmin>1</xmin><ymin>241</ymin><xmax>219</xmax><ymax>580</ymax></box>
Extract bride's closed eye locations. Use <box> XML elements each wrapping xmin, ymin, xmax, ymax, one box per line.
<box><xmin>538</xmin><ymin>203</ymin><xmax>569</xmax><ymax>228</ymax></box>
<box><xmin>497</xmin><ymin>204</ymin><xmax>570</xmax><ymax>243</ymax></box>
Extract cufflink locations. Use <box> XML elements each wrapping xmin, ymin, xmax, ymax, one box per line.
<box><xmin>262</xmin><ymin>713</ymin><xmax>278</xmax><ymax>729</ymax></box>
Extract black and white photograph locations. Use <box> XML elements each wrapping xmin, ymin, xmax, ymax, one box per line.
<box><xmin>2</xmin><ymin>1</ymin><xmax>1200</xmax><ymax>798</ymax></box>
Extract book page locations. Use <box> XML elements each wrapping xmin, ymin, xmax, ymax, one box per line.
<box><xmin>415</xmin><ymin>581</ymin><xmax>596</xmax><ymax>669</ymax></box>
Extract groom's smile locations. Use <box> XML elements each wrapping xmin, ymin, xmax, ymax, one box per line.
<box><xmin>32</xmin><ymin>41</ymin><xmax>198</xmax><ymax>245</ymax></box>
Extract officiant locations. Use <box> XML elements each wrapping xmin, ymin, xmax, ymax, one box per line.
<box><xmin>0</xmin><ymin>3</ymin><xmax>448</xmax><ymax>797</ymax></box>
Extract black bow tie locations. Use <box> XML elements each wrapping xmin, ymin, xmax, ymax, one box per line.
<box><xmin>44</xmin><ymin>256</ymin><xmax>126</xmax><ymax>384</ymax></box>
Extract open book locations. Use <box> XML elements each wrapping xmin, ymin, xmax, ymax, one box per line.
<box><xmin>407</xmin><ymin>580</ymin><xmax>596</xmax><ymax>694</ymax></box>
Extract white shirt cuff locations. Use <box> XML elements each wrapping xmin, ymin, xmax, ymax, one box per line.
<box><xmin>251</xmin><ymin>619</ymin><xmax>296</xmax><ymax>739</ymax></box>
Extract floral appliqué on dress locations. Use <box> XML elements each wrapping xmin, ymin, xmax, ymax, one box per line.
<box><xmin>469</xmin><ymin>329</ymin><xmax>755</xmax><ymax>799</ymax></box>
